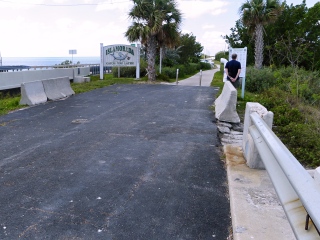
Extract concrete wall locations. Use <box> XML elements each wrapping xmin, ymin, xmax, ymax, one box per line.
<box><xmin>0</xmin><ymin>67</ymin><xmax>90</xmax><ymax>90</ymax></box>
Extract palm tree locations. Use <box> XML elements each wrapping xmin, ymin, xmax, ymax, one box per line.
<box><xmin>125</xmin><ymin>0</ymin><xmax>182</xmax><ymax>82</ymax></box>
<box><xmin>240</xmin><ymin>0</ymin><xmax>282</xmax><ymax>69</ymax></box>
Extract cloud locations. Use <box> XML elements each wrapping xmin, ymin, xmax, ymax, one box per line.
<box><xmin>199</xmin><ymin>30</ymin><xmax>228</xmax><ymax>55</ymax></box>
<box><xmin>95</xmin><ymin>0</ymin><xmax>132</xmax><ymax>12</ymax></box>
<box><xmin>0</xmin><ymin>0</ymin><xmax>44</xmax><ymax>9</ymax></box>
<box><xmin>202</xmin><ymin>24</ymin><xmax>215</xmax><ymax>29</ymax></box>
<box><xmin>177</xmin><ymin>0</ymin><xmax>229</xmax><ymax>18</ymax></box>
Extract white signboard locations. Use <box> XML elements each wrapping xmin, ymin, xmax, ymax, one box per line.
<box><xmin>103</xmin><ymin>44</ymin><xmax>137</xmax><ymax>67</ymax></box>
<box><xmin>100</xmin><ymin>43</ymin><xmax>140</xmax><ymax>80</ymax></box>
<box><xmin>69</xmin><ymin>49</ymin><xmax>77</xmax><ymax>54</ymax></box>
<box><xmin>229</xmin><ymin>47</ymin><xmax>247</xmax><ymax>78</ymax></box>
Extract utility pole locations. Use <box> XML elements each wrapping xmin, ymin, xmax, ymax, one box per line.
<box><xmin>0</xmin><ymin>52</ymin><xmax>2</xmax><ymax>66</ymax></box>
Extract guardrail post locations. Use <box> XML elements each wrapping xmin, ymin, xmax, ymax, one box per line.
<box><xmin>242</xmin><ymin>102</ymin><xmax>274</xmax><ymax>169</ymax></box>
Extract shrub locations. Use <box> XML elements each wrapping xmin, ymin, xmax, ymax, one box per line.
<box><xmin>156</xmin><ymin>73</ymin><xmax>170</xmax><ymax>82</ymax></box>
<box><xmin>199</xmin><ymin>62</ymin><xmax>212</xmax><ymax>70</ymax></box>
<box><xmin>215</xmin><ymin>51</ymin><xmax>228</xmax><ymax>61</ymax></box>
<box><xmin>184</xmin><ymin>63</ymin><xmax>198</xmax><ymax>75</ymax></box>
<box><xmin>255</xmin><ymin>87</ymin><xmax>320</xmax><ymax>167</ymax></box>
<box><xmin>276</xmin><ymin>122</ymin><xmax>320</xmax><ymax>167</ymax></box>
<box><xmin>162</xmin><ymin>67</ymin><xmax>177</xmax><ymax>78</ymax></box>
<box><xmin>161</xmin><ymin>66</ymin><xmax>186</xmax><ymax>79</ymax></box>
<box><xmin>245</xmin><ymin>67</ymin><xmax>277</xmax><ymax>93</ymax></box>
<box><xmin>112</xmin><ymin>59</ymin><xmax>147</xmax><ymax>78</ymax></box>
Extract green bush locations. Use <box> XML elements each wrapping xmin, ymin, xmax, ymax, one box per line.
<box><xmin>273</xmin><ymin>67</ymin><xmax>320</xmax><ymax>106</ymax></box>
<box><xmin>245</xmin><ymin>67</ymin><xmax>277</xmax><ymax>93</ymax></box>
<box><xmin>276</xmin><ymin>122</ymin><xmax>320</xmax><ymax>167</ymax></box>
<box><xmin>214</xmin><ymin>51</ymin><xmax>228</xmax><ymax>61</ymax></box>
<box><xmin>161</xmin><ymin>66</ymin><xmax>186</xmax><ymax>79</ymax></box>
<box><xmin>199</xmin><ymin>62</ymin><xmax>212</xmax><ymax>70</ymax></box>
<box><xmin>254</xmin><ymin>87</ymin><xmax>320</xmax><ymax>167</ymax></box>
<box><xmin>156</xmin><ymin>73</ymin><xmax>170</xmax><ymax>82</ymax></box>
<box><xmin>112</xmin><ymin>59</ymin><xmax>147</xmax><ymax>78</ymax></box>
<box><xmin>184</xmin><ymin>63</ymin><xmax>198</xmax><ymax>75</ymax></box>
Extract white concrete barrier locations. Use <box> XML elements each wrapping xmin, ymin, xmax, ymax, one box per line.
<box><xmin>42</xmin><ymin>77</ymin><xmax>74</xmax><ymax>100</ymax></box>
<box><xmin>73</xmin><ymin>76</ymin><xmax>90</xmax><ymax>83</ymax></box>
<box><xmin>214</xmin><ymin>81</ymin><xmax>240</xmax><ymax>123</ymax></box>
<box><xmin>73</xmin><ymin>67</ymin><xmax>90</xmax><ymax>77</ymax></box>
<box><xmin>220</xmin><ymin>58</ymin><xmax>228</xmax><ymax>82</ymax></box>
<box><xmin>20</xmin><ymin>80</ymin><xmax>47</xmax><ymax>106</ymax></box>
<box><xmin>56</xmin><ymin>77</ymin><xmax>75</xmax><ymax>97</ymax></box>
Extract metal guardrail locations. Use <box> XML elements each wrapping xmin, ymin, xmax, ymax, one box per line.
<box><xmin>249</xmin><ymin>112</ymin><xmax>320</xmax><ymax>239</ymax></box>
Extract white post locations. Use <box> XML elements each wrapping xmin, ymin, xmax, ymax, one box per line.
<box><xmin>100</xmin><ymin>43</ymin><xmax>104</xmax><ymax>80</ymax></box>
<box><xmin>199</xmin><ymin>70</ymin><xmax>202</xmax><ymax>86</ymax></box>
<box><xmin>159</xmin><ymin>47</ymin><xmax>162</xmax><ymax>74</ymax></box>
<box><xmin>241</xmin><ymin>77</ymin><xmax>246</xmax><ymax>99</ymax></box>
<box><xmin>175</xmin><ymin>69</ymin><xmax>179</xmax><ymax>85</ymax></box>
<box><xmin>136</xmin><ymin>44</ymin><xmax>140</xmax><ymax>79</ymax></box>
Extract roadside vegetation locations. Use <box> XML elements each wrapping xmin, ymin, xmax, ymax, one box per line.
<box><xmin>212</xmin><ymin>65</ymin><xmax>320</xmax><ymax>168</ymax></box>
<box><xmin>214</xmin><ymin>0</ymin><xmax>320</xmax><ymax>168</ymax></box>
<box><xmin>112</xmin><ymin>59</ymin><xmax>212</xmax><ymax>82</ymax></box>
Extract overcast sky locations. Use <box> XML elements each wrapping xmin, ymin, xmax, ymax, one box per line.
<box><xmin>0</xmin><ymin>0</ymin><xmax>317</xmax><ymax>57</ymax></box>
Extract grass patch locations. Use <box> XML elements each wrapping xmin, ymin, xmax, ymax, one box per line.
<box><xmin>71</xmin><ymin>74</ymin><xmax>147</xmax><ymax>94</ymax></box>
<box><xmin>0</xmin><ymin>91</ymin><xmax>22</xmax><ymax>116</ymax></box>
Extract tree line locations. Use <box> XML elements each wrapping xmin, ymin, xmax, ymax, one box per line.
<box><xmin>225</xmin><ymin>0</ymin><xmax>320</xmax><ymax>71</ymax></box>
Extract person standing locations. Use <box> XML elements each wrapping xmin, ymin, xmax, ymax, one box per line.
<box><xmin>225</xmin><ymin>53</ymin><xmax>241</xmax><ymax>88</ymax></box>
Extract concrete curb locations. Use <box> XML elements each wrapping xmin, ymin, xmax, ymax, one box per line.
<box><xmin>224</xmin><ymin>144</ymin><xmax>296</xmax><ymax>239</ymax></box>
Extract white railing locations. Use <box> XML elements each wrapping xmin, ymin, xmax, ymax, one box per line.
<box><xmin>249</xmin><ymin>111</ymin><xmax>320</xmax><ymax>239</ymax></box>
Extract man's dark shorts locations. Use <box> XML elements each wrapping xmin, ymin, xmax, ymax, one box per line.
<box><xmin>228</xmin><ymin>79</ymin><xmax>240</xmax><ymax>88</ymax></box>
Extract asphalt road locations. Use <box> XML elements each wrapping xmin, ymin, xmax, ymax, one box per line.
<box><xmin>0</xmin><ymin>84</ymin><xmax>230</xmax><ymax>239</ymax></box>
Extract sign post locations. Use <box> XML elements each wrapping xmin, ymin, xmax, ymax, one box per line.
<box><xmin>229</xmin><ymin>47</ymin><xmax>247</xmax><ymax>98</ymax></box>
<box><xmin>69</xmin><ymin>49</ymin><xmax>77</xmax><ymax>64</ymax></box>
<box><xmin>100</xmin><ymin>43</ymin><xmax>104</xmax><ymax>80</ymax></box>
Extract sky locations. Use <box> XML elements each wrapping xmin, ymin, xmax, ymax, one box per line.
<box><xmin>0</xmin><ymin>0</ymin><xmax>317</xmax><ymax>57</ymax></box>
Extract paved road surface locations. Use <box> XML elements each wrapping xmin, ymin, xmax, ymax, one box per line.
<box><xmin>0</xmin><ymin>84</ymin><xmax>230</xmax><ymax>239</ymax></box>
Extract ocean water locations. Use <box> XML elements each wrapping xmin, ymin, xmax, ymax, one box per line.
<box><xmin>1</xmin><ymin>57</ymin><xmax>100</xmax><ymax>66</ymax></box>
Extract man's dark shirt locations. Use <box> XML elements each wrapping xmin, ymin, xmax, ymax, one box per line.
<box><xmin>225</xmin><ymin>60</ymin><xmax>241</xmax><ymax>80</ymax></box>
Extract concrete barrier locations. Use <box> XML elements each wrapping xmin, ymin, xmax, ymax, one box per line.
<box><xmin>220</xmin><ymin>58</ymin><xmax>228</xmax><ymax>82</ymax></box>
<box><xmin>73</xmin><ymin>67</ymin><xmax>90</xmax><ymax>77</ymax></box>
<box><xmin>20</xmin><ymin>80</ymin><xmax>47</xmax><ymax>106</ymax></box>
<box><xmin>73</xmin><ymin>76</ymin><xmax>90</xmax><ymax>83</ymax></box>
<box><xmin>56</xmin><ymin>77</ymin><xmax>75</xmax><ymax>97</ymax></box>
<box><xmin>214</xmin><ymin>81</ymin><xmax>240</xmax><ymax>123</ymax></box>
<box><xmin>42</xmin><ymin>77</ymin><xmax>74</xmax><ymax>101</ymax></box>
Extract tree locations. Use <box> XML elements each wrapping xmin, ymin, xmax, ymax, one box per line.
<box><xmin>240</xmin><ymin>0</ymin><xmax>282</xmax><ymax>69</ymax></box>
<box><xmin>214</xmin><ymin>51</ymin><xmax>229</xmax><ymax>62</ymax></box>
<box><xmin>177</xmin><ymin>33</ymin><xmax>203</xmax><ymax>64</ymax></box>
<box><xmin>224</xmin><ymin>20</ymin><xmax>255</xmax><ymax>65</ymax></box>
<box><xmin>125</xmin><ymin>0</ymin><xmax>182</xmax><ymax>82</ymax></box>
<box><xmin>264</xmin><ymin>1</ymin><xmax>320</xmax><ymax>70</ymax></box>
